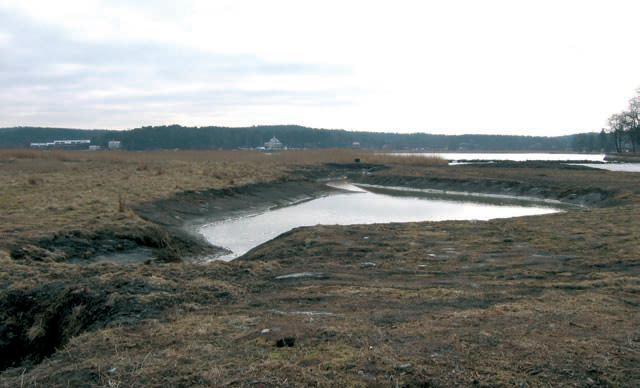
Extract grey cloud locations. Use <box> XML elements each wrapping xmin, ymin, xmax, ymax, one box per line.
<box><xmin>0</xmin><ymin>9</ymin><xmax>352</xmax><ymax>128</ymax></box>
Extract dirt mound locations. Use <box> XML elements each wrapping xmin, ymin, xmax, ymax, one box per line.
<box><xmin>8</xmin><ymin>224</ymin><xmax>211</xmax><ymax>263</ymax></box>
<box><xmin>353</xmin><ymin>174</ymin><xmax>619</xmax><ymax>207</ymax></box>
<box><xmin>134</xmin><ymin>178</ymin><xmax>341</xmax><ymax>230</ymax></box>
<box><xmin>0</xmin><ymin>285</ymin><xmax>111</xmax><ymax>371</ymax></box>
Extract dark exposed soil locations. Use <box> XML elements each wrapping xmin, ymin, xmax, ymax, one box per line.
<box><xmin>0</xmin><ymin>259</ymin><xmax>251</xmax><ymax>374</ymax></box>
<box><xmin>7</xmin><ymin>178</ymin><xmax>345</xmax><ymax>264</ymax></box>
<box><xmin>0</xmin><ymin>176</ymin><xmax>348</xmax><ymax>374</ymax></box>
<box><xmin>352</xmin><ymin>173</ymin><xmax>618</xmax><ymax>207</ymax></box>
<box><xmin>134</xmin><ymin>177</ymin><xmax>345</xmax><ymax>234</ymax></box>
<box><xmin>0</xmin><ymin>285</ymin><xmax>111</xmax><ymax>370</ymax></box>
<box><xmin>8</xmin><ymin>224</ymin><xmax>201</xmax><ymax>263</ymax></box>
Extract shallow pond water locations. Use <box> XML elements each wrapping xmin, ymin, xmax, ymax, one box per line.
<box><xmin>200</xmin><ymin>183</ymin><xmax>560</xmax><ymax>261</ymax></box>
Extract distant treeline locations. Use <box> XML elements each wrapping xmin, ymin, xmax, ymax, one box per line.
<box><xmin>0</xmin><ymin>127</ymin><xmax>111</xmax><ymax>149</ymax></box>
<box><xmin>0</xmin><ymin>125</ymin><xmax>621</xmax><ymax>152</ymax></box>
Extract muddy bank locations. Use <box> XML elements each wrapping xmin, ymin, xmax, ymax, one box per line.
<box><xmin>0</xmin><ymin>258</ymin><xmax>248</xmax><ymax>373</ymax></box>
<box><xmin>6</xmin><ymin>163</ymin><xmax>623</xmax><ymax>263</ymax></box>
<box><xmin>135</xmin><ymin>178</ymin><xmax>343</xmax><ymax>231</ymax></box>
<box><xmin>352</xmin><ymin>173</ymin><xmax>618</xmax><ymax>207</ymax></box>
<box><xmin>6</xmin><ymin>175</ymin><xmax>350</xmax><ymax>264</ymax></box>
<box><xmin>8</xmin><ymin>223</ymin><xmax>202</xmax><ymax>263</ymax></box>
<box><xmin>0</xmin><ymin>284</ymin><xmax>111</xmax><ymax>370</ymax></box>
<box><xmin>133</xmin><ymin>178</ymin><xmax>345</xmax><ymax>259</ymax></box>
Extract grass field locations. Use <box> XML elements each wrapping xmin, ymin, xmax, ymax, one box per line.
<box><xmin>1</xmin><ymin>150</ymin><xmax>639</xmax><ymax>386</ymax></box>
<box><xmin>0</xmin><ymin>149</ymin><xmax>445</xmax><ymax>247</ymax></box>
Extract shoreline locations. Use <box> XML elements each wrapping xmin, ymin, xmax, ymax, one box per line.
<box><xmin>6</xmin><ymin>162</ymin><xmax>622</xmax><ymax>264</ymax></box>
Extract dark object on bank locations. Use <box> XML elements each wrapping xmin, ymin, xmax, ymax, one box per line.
<box><xmin>275</xmin><ymin>337</ymin><xmax>296</xmax><ymax>347</ymax></box>
<box><xmin>354</xmin><ymin>158</ymin><xmax>361</xmax><ymax>163</ymax></box>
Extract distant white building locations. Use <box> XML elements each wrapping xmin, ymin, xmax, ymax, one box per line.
<box><xmin>89</xmin><ymin>145</ymin><xmax>102</xmax><ymax>151</ymax></box>
<box><xmin>53</xmin><ymin>140</ymin><xmax>90</xmax><ymax>146</ymax></box>
<box><xmin>108</xmin><ymin>141</ymin><xmax>122</xmax><ymax>150</ymax></box>
<box><xmin>352</xmin><ymin>141</ymin><xmax>361</xmax><ymax>149</ymax></box>
<box><xmin>264</xmin><ymin>136</ymin><xmax>284</xmax><ymax>151</ymax></box>
<box><xmin>30</xmin><ymin>142</ymin><xmax>50</xmax><ymax>148</ymax></box>
<box><xmin>30</xmin><ymin>139</ymin><xmax>90</xmax><ymax>148</ymax></box>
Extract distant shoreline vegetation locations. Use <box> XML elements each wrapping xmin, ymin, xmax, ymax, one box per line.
<box><xmin>0</xmin><ymin>124</ymin><xmax>625</xmax><ymax>153</ymax></box>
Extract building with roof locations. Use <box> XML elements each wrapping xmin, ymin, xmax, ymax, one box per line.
<box><xmin>264</xmin><ymin>136</ymin><xmax>284</xmax><ymax>151</ymax></box>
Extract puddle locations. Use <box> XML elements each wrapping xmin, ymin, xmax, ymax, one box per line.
<box><xmin>200</xmin><ymin>183</ymin><xmax>559</xmax><ymax>261</ymax></box>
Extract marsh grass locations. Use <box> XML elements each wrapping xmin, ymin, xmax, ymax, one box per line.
<box><xmin>0</xmin><ymin>148</ymin><xmax>446</xmax><ymax>165</ymax></box>
<box><xmin>2</xmin><ymin>202</ymin><xmax>639</xmax><ymax>386</ymax></box>
<box><xmin>1</xmin><ymin>152</ymin><xmax>640</xmax><ymax>386</ymax></box>
<box><xmin>0</xmin><ymin>148</ymin><xmax>443</xmax><ymax>249</ymax></box>
<box><xmin>360</xmin><ymin>153</ymin><xmax>448</xmax><ymax>167</ymax></box>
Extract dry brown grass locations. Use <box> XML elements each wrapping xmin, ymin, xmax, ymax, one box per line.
<box><xmin>0</xmin><ymin>148</ymin><xmax>447</xmax><ymax>165</ymax></box>
<box><xmin>0</xmin><ymin>148</ymin><xmax>434</xmax><ymax>247</ymax></box>
<box><xmin>359</xmin><ymin>152</ymin><xmax>448</xmax><ymax>167</ymax></box>
<box><xmin>0</xmin><ymin>150</ymin><xmax>287</xmax><ymax>246</ymax></box>
<box><xmin>1</xmin><ymin>156</ymin><xmax>640</xmax><ymax>385</ymax></box>
<box><xmin>0</xmin><ymin>148</ymin><xmax>361</xmax><ymax>164</ymax></box>
<box><xmin>2</xmin><ymin>203</ymin><xmax>639</xmax><ymax>386</ymax></box>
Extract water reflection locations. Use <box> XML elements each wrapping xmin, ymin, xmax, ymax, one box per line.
<box><xmin>392</xmin><ymin>152</ymin><xmax>605</xmax><ymax>162</ymax></box>
<box><xmin>200</xmin><ymin>183</ymin><xmax>559</xmax><ymax>261</ymax></box>
<box><xmin>572</xmin><ymin>163</ymin><xmax>640</xmax><ymax>172</ymax></box>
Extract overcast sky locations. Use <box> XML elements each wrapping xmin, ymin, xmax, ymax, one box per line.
<box><xmin>1</xmin><ymin>0</ymin><xmax>639</xmax><ymax>135</ymax></box>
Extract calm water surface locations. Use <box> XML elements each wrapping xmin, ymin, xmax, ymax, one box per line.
<box><xmin>393</xmin><ymin>152</ymin><xmax>605</xmax><ymax>162</ymax></box>
<box><xmin>200</xmin><ymin>183</ymin><xmax>559</xmax><ymax>261</ymax></box>
<box><xmin>573</xmin><ymin>163</ymin><xmax>640</xmax><ymax>172</ymax></box>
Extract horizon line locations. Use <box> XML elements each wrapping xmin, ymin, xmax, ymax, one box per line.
<box><xmin>1</xmin><ymin>124</ymin><xmax>602</xmax><ymax>138</ymax></box>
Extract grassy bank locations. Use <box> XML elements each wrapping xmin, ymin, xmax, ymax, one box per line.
<box><xmin>1</xmin><ymin>151</ymin><xmax>639</xmax><ymax>386</ymax></box>
<box><xmin>0</xmin><ymin>149</ymin><xmax>447</xmax><ymax>262</ymax></box>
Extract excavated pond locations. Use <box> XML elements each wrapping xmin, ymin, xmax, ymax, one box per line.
<box><xmin>200</xmin><ymin>183</ymin><xmax>560</xmax><ymax>261</ymax></box>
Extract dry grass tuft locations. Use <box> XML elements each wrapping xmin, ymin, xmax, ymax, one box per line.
<box><xmin>27</xmin><ymin>320</ymin><xmax>45</xmax><ymax>341</ymax></box>
<box><xmin>117</xmin><ymin>194</ymin><xmax>126</xmax><ymax>213</ymax></box>
<box><xmin>27</xmin><ymin>177</ymin><xmax>43</xmax><ymax>186</ymax></box>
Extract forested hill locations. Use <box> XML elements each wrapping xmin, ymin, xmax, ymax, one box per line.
<box><xmin>0</xmin><ymin>127</ymin><xmax>111</xmax><ymax>148</ymax></box>
<box><xmin>0</xmin><ymin>125</ymin><xmax>614</xmax><ymax>152</ymax></box>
